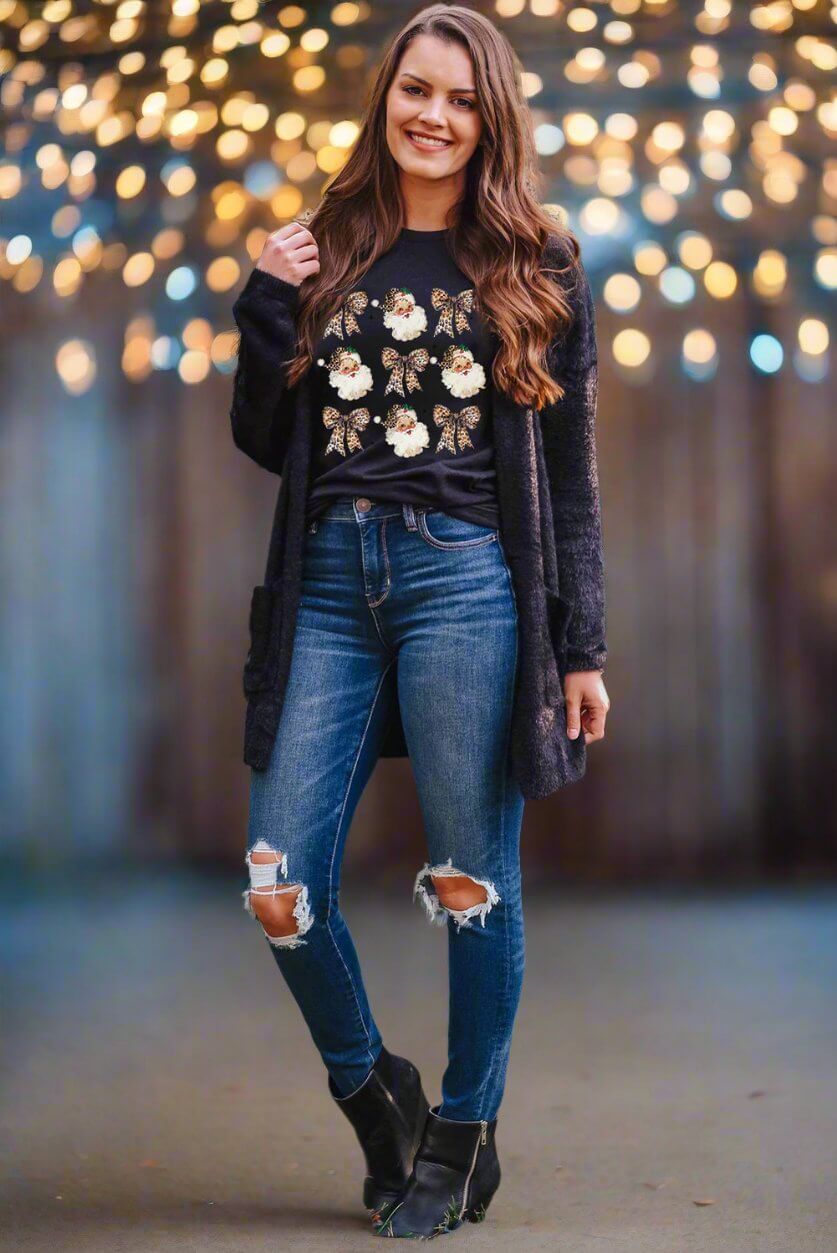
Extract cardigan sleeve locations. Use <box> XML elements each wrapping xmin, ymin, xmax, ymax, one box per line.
<box><xmin>538</xmin><ymin>242</ymin><xmax>607</xmax><ymax>674</ymax></box>
<box><xmin>229</xmin><ymin>266</ymin><xmax>302</xmax><ymax>474</ymax></box>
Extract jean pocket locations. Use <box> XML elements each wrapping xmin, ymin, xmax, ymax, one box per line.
<box><xmin>416</xmin><ymin>509</ymin><xmax>499</xmax><ymax>550</ymax></box>
<box><xmin>242</xmin><ymin>583</ymin><xmax>281</xmax><ymax>696</ymax></box>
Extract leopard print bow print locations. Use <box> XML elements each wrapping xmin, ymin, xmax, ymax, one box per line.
<box><xmin>323</xmin><ymin>405</ymin><xmax>370</xmax><ymax>456</ymax></box>
<box><xmin>324</xmin><ymin>291</ymin><xmax>368</xmax><ymax>340</ymax></box>
<box><xmin>431</xmin><ymin>287</ymin><xmax>474</xmax><ymax>337</ymax></box>
<box><xmin>432</xmin><ymin>404</ymin><xmax>482</xmax><ymax>454</ymax></box>
<box><xmin>381</xmin><ymin>346</ymin><xmax>430</xmax><ymax>396</ymax></box>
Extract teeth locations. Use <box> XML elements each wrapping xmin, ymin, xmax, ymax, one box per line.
<box><xmin>407</xmin><ymin>132</ymin><xmax>450</xmax><ymax>148</ymax></box>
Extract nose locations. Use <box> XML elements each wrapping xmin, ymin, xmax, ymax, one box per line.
<box><xmin>417</xmin><ymin>99</ymin><xmax>446</xmax><ymax>128</ymax></box>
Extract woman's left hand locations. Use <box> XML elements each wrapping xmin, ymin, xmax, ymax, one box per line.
<box><xmin>563</xmin><ymin>670</ymin><xmax>609</xmax><ymax>744</ymax></box>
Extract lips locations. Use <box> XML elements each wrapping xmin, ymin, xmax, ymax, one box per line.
<box><xmin>405</xmin><ymin>130</ymin><xmax>453</xmax><ymax>150</ymax></box>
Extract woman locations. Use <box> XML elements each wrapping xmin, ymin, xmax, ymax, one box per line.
<box><xmin>230</xmin><ymin>4</ymin><xmax>610</xmax><ymax>1239</ymax></box>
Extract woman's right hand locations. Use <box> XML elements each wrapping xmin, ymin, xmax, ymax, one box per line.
<box><xmin>256</xmin><ymin>221</ymin><xmax>320</xmax><ymax>288</ymax></box>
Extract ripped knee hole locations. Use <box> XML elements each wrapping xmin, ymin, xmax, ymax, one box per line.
<box><xmin>433</xmin><ymin>873</ymin><xmax>488</xmax><ymax>912</ymax></box>
<box><xmin>243</xmin><ymin>839</ymin><xmax>314</xmax><ymax>949</ymax></box>
<box><xmin>413</xmin><ymin>858</ymin><xmax>500</xmax><ymax>931</ymax></box>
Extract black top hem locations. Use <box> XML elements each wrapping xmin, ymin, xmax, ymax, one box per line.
<box><xmin>304</xmin><ymin>495</ymin><xmax>500</xmax><ymax>530</ymax></box>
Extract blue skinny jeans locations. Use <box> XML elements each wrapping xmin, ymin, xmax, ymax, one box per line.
<box><xmin>244</xmin><ymin>498</ymin><xmax>526</xmax><ymax>1122</ymax></box>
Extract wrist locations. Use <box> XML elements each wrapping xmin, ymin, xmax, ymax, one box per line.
<box><xmin>564</xmin><ymin>652</ymin><xmax>607</xmax><ymax>675</ymax></box>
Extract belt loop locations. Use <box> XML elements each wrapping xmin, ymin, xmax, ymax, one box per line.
<box><xmin>403</xmin><ymin>503</ymin><xmax>417</xmax><ymax>531</ymax></box>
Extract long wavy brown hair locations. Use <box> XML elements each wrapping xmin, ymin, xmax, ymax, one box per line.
<box><xmin>282</xmin><ymin>3</ymin><xmax>580</xmax><ymax>410</ymax></box>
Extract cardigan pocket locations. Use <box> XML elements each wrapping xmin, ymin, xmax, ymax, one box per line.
<box><xmin>544</xmin><ymin>585</ymin><xmax>574</xmax><ymax>697</ymax></box>
<box><xmin>242</xmin><ymin>583</ymin><xmax>281</xmax><ymax>696</ymax></box>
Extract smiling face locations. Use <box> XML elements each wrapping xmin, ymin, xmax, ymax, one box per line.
<box><xmin>385</xmin><ymin>33</ymin><xmax>483</xmax><ymax>183</ymax></box>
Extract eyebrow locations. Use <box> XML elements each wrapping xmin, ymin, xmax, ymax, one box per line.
<box><xmin>399</xmin><ymin>71</ymin><xmax>477</xmax><ymax>95</ymax></box>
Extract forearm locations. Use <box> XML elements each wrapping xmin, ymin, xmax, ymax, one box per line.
<box><xmin>230</xmin><ymin>267</ymin><xmax>301</xmax><ymax>474</ymax></box>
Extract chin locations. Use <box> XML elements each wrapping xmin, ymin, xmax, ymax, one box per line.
<box><xmin>402</xmin><ymin>152</ymin><xmax>460</xmax><ymax>179</ymax></box>
<box><xmin>400</xmin><ymin>145</ymin><xmax>448</xmax><ymax>170</ymax></box>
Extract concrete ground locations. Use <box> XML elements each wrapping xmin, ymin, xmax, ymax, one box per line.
<box><xmin>1</xmin><ymin>870</ymin><xmax>835</xmax><ymax>1252</ymax></box>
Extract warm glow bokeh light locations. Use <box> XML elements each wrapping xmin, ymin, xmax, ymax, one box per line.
<box><xmin>0</xmin><ymin>1</ymin><xmax>831</xmax><ymax>386</ymax></box>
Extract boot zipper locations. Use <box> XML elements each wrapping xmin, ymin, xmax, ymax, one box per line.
<box><xmin>461</xmin><ymin>1121</ymin><xmax>488</xmax><ymax>1213</ymax></box>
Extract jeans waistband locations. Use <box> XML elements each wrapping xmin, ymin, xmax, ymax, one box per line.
<box><xmin>312</xmin><ymin>498</ymin><xmax>437</xmax><ymax>524</ymax></box>
<box><xmin>321</xmin><ymin>498</ymin><xmax>400</xmax><ymax>518</ymax></box>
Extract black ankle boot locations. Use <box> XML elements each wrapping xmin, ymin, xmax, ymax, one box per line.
<box><xmin>371</xmin><ymin>1104</ymin><xmax>501</xmax><ymax>1238</ymax></box>
<box><xmin>328</xmin><ymin>1045</ymin><xmax>430</xmax><ymax>1212</ymax></box>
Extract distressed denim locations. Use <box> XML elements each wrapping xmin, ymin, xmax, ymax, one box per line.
<box><xmin>244</xmin><ymin>498</ymin><xmax>525</xmax><ymax>1122</ymax></box>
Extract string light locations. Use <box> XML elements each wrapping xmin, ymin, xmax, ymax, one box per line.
<box><xmin>659</xmin><ymin>266</ymin><xmax>696</xmax><ymax>304</ymax></box>
<box><xmin>580</xmin><ymin>196</ymin><xmax>621</xmax><ymax>235</ymax></box>
<box><xmin>716</xmin><ymin>189</ymin><xmax>754</xmax><ymax>220</ymax></box>
<box><xmin>798</xmin><ymin>319</ymin><xmax>828</xmax><ymax>356</ymax></box>
<box><xmin>56</xmin><ymin>339</ymin><xmax>97</xmax><ymax>395</ymax></box>
<box><xmin>704</xmin><ymin>260</ymin><xmax>738</xmax><ymax>299</ymax></box>
<box><xmin>634</xmin><ymin>242</ymin><xmax>668</xmax><ymax>276</ymax></box>
<box><xmin>604</xmin><ymin>273</ymin><xmax>642</xmax><ymax>313</ymax></box>
<box><xmin>682</xmin><ymin>328</ymin><xmax>718</xmax><ymax>380</ymax></box>
<box><xmin>677</xmin><ymin>232</ymin><xmax>713</xmax><ymax>270</ymax></box>
<box><xmin>613</xmin><ymin>328</ymin><xmax>651</xmax><ymax>368</ymax></box>
<box><xmin>753</xmin><ymin>250</ymin><xmax>787</xmax><ymax>298</ymax></box>
<box><xmin>750</xmin><ymin>334</ymin><xmax>784</xmax><ymax>374</ymax></box>
<box><xmin>814</xmin><ymin>249</ymin><xmax>837</xmax><ymax>290</ymax></box>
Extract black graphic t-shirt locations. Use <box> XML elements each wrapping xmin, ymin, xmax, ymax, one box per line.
<box><xmin>305</xmin><ymin>227</ymin><xmax>500</xmax><ymax>528</ymax></box>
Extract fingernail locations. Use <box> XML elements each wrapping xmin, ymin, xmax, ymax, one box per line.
<box><xmin>568</xmin><ymin>727</ymin><xmax>578</xmax><ymax>739</ymax></box>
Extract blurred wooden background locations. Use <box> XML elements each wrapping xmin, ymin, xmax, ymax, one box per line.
<box><xmin>1</xmin><ymin>278</ymin><xmax>834</xmax><ymax>879</ymax></box>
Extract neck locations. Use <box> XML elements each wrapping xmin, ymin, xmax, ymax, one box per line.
<box><xmin>398</xmin><ymin>169</ymin><xmax>463</xmax><ymax>232</ymax></box>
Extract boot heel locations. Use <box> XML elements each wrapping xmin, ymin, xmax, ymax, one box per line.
<box><xmin>466</xmin><ymin>1189</ymin><xmax>497</xmax><ymax>1222</ymax></box>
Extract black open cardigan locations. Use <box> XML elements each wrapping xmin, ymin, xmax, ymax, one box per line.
<box><xmin>230</xmin><ymin>232</ymin><xmax>606</xmax><ymax>801</ymax></box>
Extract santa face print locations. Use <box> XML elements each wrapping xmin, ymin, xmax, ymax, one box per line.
<box><xmin>439</xmin><ymin>343</ymin><xmax>486</xmax><ymax>399</ymax></box>
<box><xmin>319</xmin><ymin>345</ymin><xmax>374</xmax><ymax>401</ymax></box>
<box><xmin>384</xmin><ymin>404</ymin><xmax>430</xmax><ymax>458</ymax></box>
<box><xmin>379</xmin><ymin>288</ymin><xmax>428</xmax><ymax>342</ymax></box>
